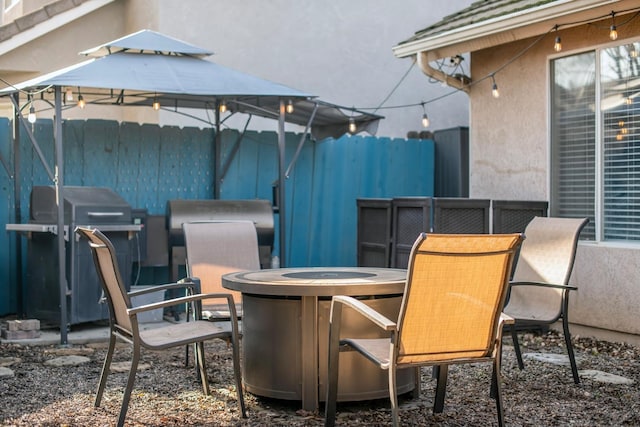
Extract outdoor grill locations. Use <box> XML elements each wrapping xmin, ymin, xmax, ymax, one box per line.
<box><xmin>166</xmin><ymin>199</ymin><xmax>274</xmax><ymax>280</ymax></box>
<box><xmin>9</xmin><ymin>186</ymin><xmax>140</xmax><ymax>326</ymax></box>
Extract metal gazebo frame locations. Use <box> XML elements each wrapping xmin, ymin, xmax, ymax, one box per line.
<box><xmin>2</xmin><ymin>30</ymin><xmax>382</xmax><ymax>344</ymax></box>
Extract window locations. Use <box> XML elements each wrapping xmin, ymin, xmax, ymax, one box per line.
<box><xmin>551</xmin><ymin>41</ymin><xmax>640</xmax><ymax>242</ymax></box>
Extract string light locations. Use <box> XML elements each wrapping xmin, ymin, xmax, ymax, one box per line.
<box><xmin>609</xmin><ymin>12</ymin><xmax>618</xmax><ymax>40</ymax></box>
<box><xmin>4</xmin><ymin>6</ymin><xmax>633</xmax><ymax>131</ymax></box>
<box><xmin>553</xmin><ymin>26</ymin><xmax>562</xmax><ymax>52</ymax></box>
<box><xmin>77</xmin><ymin>87</ymin><xmax>86</xmax><ymax>109</ymax></box>
<box><xmin>348</xmin><ymin>116</ymin><xmax>357</xmax><ymax>134</ymax></box>
<box><xmin>152</xmin><ymin>94</ymin><xmax>160</xmax><ymax>111</ymax></box>
<box><xmin>421</xmin><ymin>102</ymin><xmax>429</xmax><ymax>128</ymax></box>
<box><xmin>27</xmin><ymin>96</ymin><xmax>36</xmax><ymax>124</ymax></box>
<box><xmin>491</xmin><ymin>74</ymin><xmax>500</xmax><ymax>98</ymax></box>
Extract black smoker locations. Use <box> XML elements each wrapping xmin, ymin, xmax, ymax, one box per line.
<box><xmin>22</xmin><ymin>186</ymin><xmax>139</xmax><ymax>326</ymax></box>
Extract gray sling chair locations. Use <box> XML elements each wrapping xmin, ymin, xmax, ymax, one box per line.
<box><xmin>325</xmin><ymin>232</ymin><xmax>523</xmax><ymax>427</ymax></box>
<box><xmin>182</xmin><ymin>220</ymin><xmax>261</xmax><ymax>320</ymax></box>
<box><xmin>503</xmin><ymin>216</ymin><xmax>588</xmax><ymax>384</ymax></box>
<box><xmin>75</xmin><ymin>226</ymin><xmax>246</xmax><ymax>427</ymax></box>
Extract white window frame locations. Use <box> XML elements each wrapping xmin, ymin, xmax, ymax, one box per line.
<box><xmin>549</xmin><ymin>38</ymin><xmax>640</xmax><ymax>245</ymax></box>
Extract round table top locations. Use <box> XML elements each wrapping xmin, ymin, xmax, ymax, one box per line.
<box><xmin>222</xmin><ymin>266</ymin><xmax>407</xmax><ymax>297</ymax></box>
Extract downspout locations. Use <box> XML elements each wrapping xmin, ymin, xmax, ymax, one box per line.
<box><xmin>417</xmin><ymin>51</ymin><xmax>470</xmax><ymax>93</ymax></box>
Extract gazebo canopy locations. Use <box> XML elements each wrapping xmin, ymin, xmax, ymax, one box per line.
<box><xmin>5</xmin><ymin>29</ymin><xmax>381</xmax><ymax>138</ymax></box>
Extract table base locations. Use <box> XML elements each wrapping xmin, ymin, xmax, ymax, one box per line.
<box><xmin>241</xmin><ymin>294</ymin><xmax>415</xmax><ymax>408</ymax></box>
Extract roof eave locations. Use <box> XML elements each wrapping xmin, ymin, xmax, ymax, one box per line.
<box><xmin>0</xmin><ymin>0</ymin><xmax>115</xmax><ymax>57</ymax></box>
<box><xmin>392</xmin><ymin>0</ymin><xmax>623</xmax><ymax>60</ymax></box>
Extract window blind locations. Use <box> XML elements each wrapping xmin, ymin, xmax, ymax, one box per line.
<box><xmin>601</xmin><ymin>45</ymin><xmax>640</xmax><ymax>241</ymax></box>
<box><xmin>550</xmin><ymin>52</ymin><xmax>596</xmax><ymax>240</ymax></box>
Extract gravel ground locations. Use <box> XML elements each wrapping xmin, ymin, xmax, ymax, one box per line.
<box><xmin>1</xmin><ymin>329</ymin><xmax>639</xmax><ymax>426</ymax></box>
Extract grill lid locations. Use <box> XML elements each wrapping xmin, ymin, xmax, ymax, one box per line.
<box><xmin>30</xmin><ymin>186</ymin><xmax>132</xmax><ymax>224</ymax></box>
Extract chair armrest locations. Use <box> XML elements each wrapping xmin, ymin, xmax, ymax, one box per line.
<box><xmin>127</xmin><ymin>279</ymin><xmax>199</xmax><ymax>297</ymax></box>
<box><xmin>510</xmin><ymin>281</ymin><xmax>577</xmax><ymax>291</ymax></box>
<box><xmin>128</xmin><ymin>292</ymin><xmax>235</xmax><ymax>317</ymax></box>
<box><xmin>332</xmin><ymin>295</ymin><xmax>396</xmax><ymax>332</ymax></box>
<box><xmin>499</xmin><ymin>312</ymin><xmax>515</xmax><ymax>326</ymax></box>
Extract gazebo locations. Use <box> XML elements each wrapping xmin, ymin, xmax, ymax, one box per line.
<box><xmin>2</xmin><ymin>29</ymin><xmax>382</xmax><ymax>343</ymax></box>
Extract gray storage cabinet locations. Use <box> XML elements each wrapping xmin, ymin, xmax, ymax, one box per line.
<box><xmin>357</xmin><ymin>199</ymin><xmax>393</xmax><ymax>267</ymax></box>
<box><xmin>391</xmin><ymin>197</ymin><xmax>432</xmax><ymax>269</ymax></box>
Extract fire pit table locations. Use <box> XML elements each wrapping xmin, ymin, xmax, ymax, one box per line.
<box><xmin>222</xmin><ymin>267</ymin><xmax>416</xmax><ymax>411</ymax></box>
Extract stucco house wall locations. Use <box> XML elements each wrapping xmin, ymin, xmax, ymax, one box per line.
<box><xmin>468</xmin><ymin>15</ymin><xmax>640</xmax><ymax>338</ymax></box>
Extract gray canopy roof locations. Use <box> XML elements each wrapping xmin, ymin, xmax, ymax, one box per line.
<box><xmin>4</xmin><ymin>29</ymin><xmax>381</xmax><ymax>137</ymax></box>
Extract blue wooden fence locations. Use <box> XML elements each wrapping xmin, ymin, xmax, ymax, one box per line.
<box><xmin>0</xmin><ymin>118</ymin><xmax>434</xmax><ymax>315</ymax></box>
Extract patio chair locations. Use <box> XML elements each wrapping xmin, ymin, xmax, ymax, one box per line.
<box><xmin>503</xmin><ymin>216</ymin><xmax>588</xmax><ymax>384</ymax></box>
<box><xmin>325</xmin><ymin>232</ymin><xmax>523</xmax><ymax>427</ymax></box>
<box><xmin>182</xmin><ymin>220</ymin><xmax>261</xmax><ymax>319</ymax></box>
<box><xmin>75</xmin><ymin>226</ymin><xmax>246</xmax><ymax>427</ymax></box>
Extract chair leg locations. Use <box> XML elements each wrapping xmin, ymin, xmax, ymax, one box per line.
<box><xmin>433</xmin><ymin>364</ymin><xmax>448</xmax><ymax>413</ymax></box>
<box><xmin>230</xmin><ymin>334</ymin><xmax>247</xmax><ymax>418</ymax></box>
<box><xmin>493</xmin><ymin>358</ymin><xmax>506</xmax><ymax>427</ymax></box>
<box><xmin>195</xmin><ymin>341</ymin><xmax>210</xmax><ymax>395</ymax></box>
<box><xmin>324</xmin><ymin>303</ymin><xmax>343</xmax><ymax>427</ymax></box>
<box><xmin>562</xmin><ymin>317</ymin><xmax>580</xmax><ymax>384</ymax></box>
<box><xmin>411</xmin><ymin>366</ymin><xmax>421</xmax><ymax>399</ymax></box>
<box><xmin>511</xmin><ymin>327</ymin><xmax>525</xmax><ymax>370</ymax></box>
<box><xmin>388</xmin><ymin>366</ymin><xmax>399</xmax><ymax>427</ymax></box>
<box><xmin>118</xmin><ymin>342</ymin><xmax>141</xmax><ymax>427</ymax></box>
<box><xmin>491</xmin><ymin>333</ymin><xmax>506</xmax><ymax>400</ymax></box>
<box><xmin>95</xmin><ymin>332</ymin><xmax>116</xmax><ymax>407</ymax></box>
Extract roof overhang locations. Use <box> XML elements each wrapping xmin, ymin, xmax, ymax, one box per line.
<box><xmin>393</xmin><ymin>0</ymin><xmax>638</xmax><ymax>61</ymax></box>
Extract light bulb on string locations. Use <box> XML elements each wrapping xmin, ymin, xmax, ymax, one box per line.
<box><xmin>421</xmin><ymin>102</ymin><xmax>429</xmax><ymax>128</ymax></box>
<box><xmin>219</xmin><ymin>101</ymin><xmax>227</xmax><ymax>113</ymax></box>
<box><xmin>286</xmin><ymin>100</ymin><xmax>294</xmax><ymax>114</ymax></box>
<box><xmin>553</xmin><ymin>26</ymin><xmax>562</xmax><ymax>52</ymax></box>
<box><xmin>27</xmin><ymin>100</ymin><xmax>36</xmax><ymax>124</ymax></box>
<box><xmin>491</xmin><ymin>74</ymin><xmax>500</xmax><ymax>98</ymax></box>
<box><xmin>609</xmin><ymin>12</ymin><xmax>618</xmax><ymax>40</ymax></box>
<box><xmin>77</xmin><ymin>87</ymin><xmax>86</xmax><ymax>108</ymax></box>
<box><xmin>348</xmin><ymin>117</ymin><xmax>357</xmax><ymax>134</ymax></box>
<box><xmin>152</xmin><ymin>94</ymin><xmax>160</xmax><ymax>111</ymax></box>
<box><xmin>554</xmin><ymin>36</ymin><xmax>562</xmax><ymax>52</ymax></box>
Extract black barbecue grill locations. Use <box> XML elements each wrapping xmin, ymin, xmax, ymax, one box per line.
<box><xmin>6</xmin><ymin>186</ymin><xmax>141</xmax><ymax>326</ymax></box>
<box><xmin>166</xmin><ymin>199</ymin><xmax>274</xmax><ymax>280</ymax></box>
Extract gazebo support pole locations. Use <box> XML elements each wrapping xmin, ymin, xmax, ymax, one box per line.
<box><xmin>11</xmin><ymin>92</ymin><xmax>23</xmax><ymax>317</ymax></box>
<box><xmin>214</xmin><ymin>102</ymin><xmax>221</xmax><ymax>199</ymax></box>
<box><xmin>54</xmin><ymin>87</ymin><xmax>68</xmax><ymax>346</ymax></box>
<box><xmin>278</xmin><ymin>100</ymin><xmax>287</xmax><ymax>268</ymax></box>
